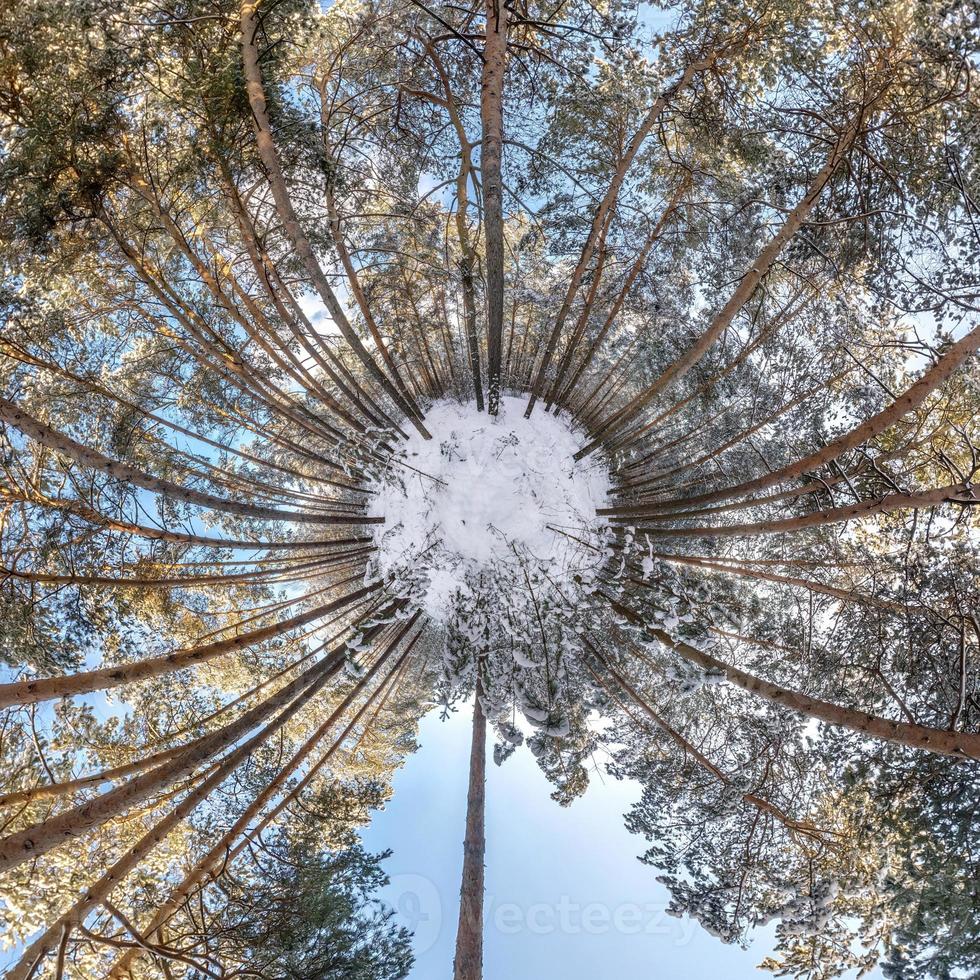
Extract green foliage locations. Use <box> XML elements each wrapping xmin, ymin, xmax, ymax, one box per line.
<box><xmin>189</xmin><ymin>833</ymin><xmax>413</xmax><ymax>980</ymax></box>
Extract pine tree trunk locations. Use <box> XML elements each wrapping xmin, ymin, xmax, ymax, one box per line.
<box><xmin>8</xmin><ymin>489</ymin><xmax>373</xmax><ymax>551</ymax></box>
<box><xmin>106</xmin><ymin>618</ymin><xmax>421</xmax><ymax>978</ymax></box>
<box><xmin>575</xmin><ymin>70</ymin><xmax>894</xmax><ymax>458</ymax></box>
<box><xmin>551</xmin><ymin>183</ymin><xmax>687</xmax><ymax>411</ymax></box>
<box><xmin>0</xmin><ymin>645</ymin><xmax>348</xmax><ymax>873</ymax></box>
<box><xmin>239</xmin><ymin>1</ymin><xmax>430</xmax><ymax>439</ymax></box>
<box><xmin>526</xmin><ymin>50</ymin><xmax>719</xmax><ymax>418</ymax></box>
<box><xmin>481</xmin><ymin>0</ymin><xmax>507</xmax><ymax>416</ymax></box>
<box><xmin>1</xmin><ymin>637</ymin><xmax>340</xmax><ymax>980</ymax></box>
<box><xmin>0</xmin><ymin>397</ymin><xmax>380</xmax><ymax>526</ymax></box>
<box><xmin>0</xmin><ymin>580</ymin><xmax>380</xmax><ymax>707</ymax></box>
<box><xmin>453</xmin><ymin>686</ymin><xmax>487</xmax><ymax>980</ymax></box>
<box><xmin>605</xmin><ymin>594</ymin><xmax>980</xmax><ymax>759</ymax></box>
<box><xmin>586</xmin><ymin>643</ymin><xmax>824</xmax><ymax>838</ymax></box>
<box><xmin>613</xmin><ymin>319</ymin><xmax>980</xmax><ymax>515</ymax></box>
<box><xmin>632</xmin><ymin>481</ymin><xmax>974</xmax><ymax>540</ymax></box>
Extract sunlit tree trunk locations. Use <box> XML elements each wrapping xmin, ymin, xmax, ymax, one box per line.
<box><xmin>609</xmin><ymin>320</ymin><xmax>980</xmax><ymax>516</ymax></box>
<box><xmin>575</xmin><ymin>65</ymin><xmax>895</xmax><ymax>458</ymax></box>
<box><xmin>605</xmin><ymin>594</ymin><xmax>980</xmax><ymax>759</ymax></box>
<box><xmin>0</xmin><ymin>580</ymin><xmax>381</xmax><ymax>707</ymax></box>
<box><xmin>239</xmin><ymin>0</ymin><xmax>430</xmax><ymax>439</ymax></box>
<box><xmin>526</xmin><ymin>48</ymin><xmax>722</xmax><ymax>418</ymax></box>
<box><xmin>106</xmin><ymin>617</ymin><xmax>422</xmax><ymax>978</ymax></box>
<box><xmin>0</xmin><ymin>397</ymin><xmax>379</xmax><ymax>525</ymax></box>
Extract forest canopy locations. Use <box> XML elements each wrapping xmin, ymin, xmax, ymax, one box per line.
<box><xmin>0</xmin><ymin>0</ymin><xmax>978</xmax><ymax>977</ymax></box>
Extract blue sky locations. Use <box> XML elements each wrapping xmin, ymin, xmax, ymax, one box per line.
<box><xmin>363</xmin><ymin>700</ymin><xmax>886</xmax><ymax>980</ymax></box>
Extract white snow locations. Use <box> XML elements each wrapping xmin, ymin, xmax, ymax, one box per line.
<box><xmin>367</xmin><ymin>396</ymin><xmax>610</xmax><ymax>622</ymax></box>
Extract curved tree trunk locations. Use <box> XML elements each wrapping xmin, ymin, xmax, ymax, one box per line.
<box><xmin>604</xmin><ymin>593</ymin><xmax>980</xmax><ymax>759</ymax></box>
<box><xmin>4</xmin><ymin>488</ymin><xmax>372</xmax><ymax>551</ymax></box>
<box><xmin>0</xmin><ymin>579</ymin><xmax>381</xmax><ymax>707</ymax></box>
<box><xmin>526</xmin><ymin>49</ymin><xmax>721</xmax><ymax>417</ymax></box>
<box><xmin>106</xmin><ymin>619</ymin><xmax>422</xmax><ymax>978</ymax></box>
<box><xmin>0</xmin><ymin>550</ymin><xmax>371</xmax><ymax>589</ymax></box>
<box><xmin>0</xmin><ymin>397</ymin><xmax>381</xmax><ymax>525</ymax></box>
<box><xmin>551</xmin><ymin>183</ymin><xmax>687</xmax><ymax>412</ymax></box>
<box><xmin>612</xmin><ymin>319</ymin><xmax>980</xmax><ymax>515</ymax></box>
<box><xmin>585</xmin><ymin>642</ymin><xmax>826</xmax><ymax>839</ymax></box>
<box><xmin>239</xmin><ymin>1</ymin><xmax>430</xmax><ymax>439</ymax></box>
<box><xmin>0</xmin><ymin>644</ymin><xmax>347</xmax><ymax>873</ymax></box>
<box><xmin>0</xmin><ymin>631</ymin><xmax>353</xmax><ymax>980</ymax></box>
<box><xmin>637</xmin><ymin>550</ymin><xmax>924</xmax><ymax>614</ymax></box>
<box><xmin>575</xmin><ymin>70</ymin><xmax>893</xmax><ymax>458</ymax></box>
<box><xmin>632</xmin><ymin>481</ymin><xmax>974</xmax><ymax>540</ymax></box>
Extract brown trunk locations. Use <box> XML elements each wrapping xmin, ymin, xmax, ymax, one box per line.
<box><xmin>324</xmin><ymin>183</ymin><xmax>414</xmax><ymax>401</ymax></box>
<box><xmin>526</xmin><ymin>51</ymin><xmax>720</xmax><ymax>417</ymax></box>
<box><xmin>419</xmin><ymin>53</ymin><xmax>480</xmax><ymax>402</ymax></box>
<box><xmin>3</xmin><ymin>488</ymin><xmax>373</xmax><ymax>551</ymax></box>
<box><xmin>604</xmin><ymin>593</ymin><xmax>980</xmax><ymax>759</ymax></box>
<box><xmin>576</xmin><ymin>73</ymin><xmax>892</xmax><ymax>458</ymax></box>
<box><xmin>611</xmin><ymin>285</ymin><xmax>813</xmax><ymax>456</ymax></box>
<box><xmin>453</xmin><ymin>684</ymin><xmax>487</xmax><ymax>980</ymax></box>
<box><xmin>0</xmin><ymin>339</ymin><xmax>365</xmax><ymax>491</ymax></box>
<box><xmin>0</xmin><ymin>578</ymin><xmax>380</xmax><ymax>707</ymax></box>
<box><xmin>128</xmin><ymin>173</ymin><xmax>364</xmax><ymax>439</ymax></box>
<box><xmin>632</xmin><ymin>481</ymin><xmax>974</xmax><ymax>540</ymax></box>
<box><xmin>616</xmin><ymin>369</ymin><xmax>852</xmax><ymax>492</ymax></box>
<box><xmin>0</xmin><ymin>640</ymin><xmax>348</xmax><ymax>874</ymax></box>
<box><xmin>636</xmin><ymin>551</ymin><xmax>922</xmax><ymax>614</ymax></box>
<box><xmin>0</xmin><ymin>551</ymin><xmax>369</xmax><ymax>590</ymax></box>
<box><xmin>0</xmin><ymin>397</ymin><xmax>380</xmax><ymax>526</ymax></box>
<box><xmin>621</xmin><ymin>320</ymin><xmax>980</xmax><ymax>516</ymax></box>
<box><xmin>1</xmin><ymin>628</ymin><xmax>353</xmax><ymax>980</ymax></box>
<box><xmin>585</xmin><ymin>643</ymin><xmax>825</xmax><ymax>839</ymax></box>
<box><xmin>100</xmin><ymin>213</ymin><xmax>364</xmax><ymax>455</ymax></box>
<box><xmin>239</xmin><ymin>2</ymin><xmax>430</xmax><ymax>439</ymax></box>
<box><xmin>551</xmin><ymin>184</ymin><xmax>687</xmax><ymax>411</ymax></box>
<box><xmin>480</xmin><ymin>0</ymin><xmax>507</xmax><ymax>415</ymax></box>
<box><xmin>106</xmin><ymin>621</ymin><xmax>422</xmax><ymax>978</ymax></box>
<box><xmin>208</xmin><ymin>139</ymin><xmax>393</xmax><ymax>430</ymax></box>
<box><xmin>544</xmin><ymin>224</ymin><xmax>611</xmax><ymax>410</ymax></box>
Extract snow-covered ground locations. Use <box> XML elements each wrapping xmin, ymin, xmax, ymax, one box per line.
<box><xmin>368</xmin><ymin>396</ymin><xmax>610</xmax><ymax>622</ymax></box>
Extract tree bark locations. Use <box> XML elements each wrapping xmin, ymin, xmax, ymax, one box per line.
<box><xmin>481</xmin><ymin>0</ymin><xmax>508</xmax><ymax>415</ymax></box>
<box><xmin>0</xmin><ymin>397</ymin><xmax>380</xmax><ymax>526</ymax></box>
<box><xmin>526</xmin><ymin>51</ymin><xmax>720</xmax><ymax>417</ymax></box>
<box><xmin>614</xmin><ymin>320</ymin><xmax>980</xmax><ymax>516</ymax></box>
<box><xmin>453</xmin><ymin>683</ymin><xmax>487</xmax><ymax>980</ymax></box>
<box><xmin>551</xmin><ymin>184</ymin><xmax>687</xmax><ymax>411</ymax></box>
<box><xmin>604</xmin><ymin>593</ymin><xmax>980</xmax><ymax>759</ymax></box>
<box><xmin>0</xmin><ymin>550</ymin><xmax>370</xmax><ymax>590</ymax></box>
<box><xmin>425</xmin><ymin>44</ymin><xmax>485</xmax><ymax>410</ymax></box>
<box><xmin>575</xmin><ymin>72</ymin><xmax>892</xmax><ymax>458</ymax></box>
<box><xmin>631</xmin><ymin>481</ymin><xmax>975</xmax><ymax>540</ymax></box>
<box><xmin>0</xmin><ymin>579</ymin><xmax>380</xmax><ymax>707</ymax></box>
<box><xmin>3</xmin><ymin>488</ymin><xmax>373</xmax><ymax>550</ymax></box>
<box><xmin>0</xmin><ymin>640</ymin><xmax>348</xmax><ymax>874</ymax></box>
<box><xmin>239</xmin><ymin>1</ymin><xmax>430</xmax><ymax>439</ymax></box>
<box><xmin>0</xmin><ymin>630</ymin><xmax>353</xmax><ymax>980</ymax></box>
<box><xmin>584</xmin><ymin>643</ymin><xmax>825</xmax><ymax>838</ymax></box>
<box><xmin>635</xmin><ymin>550</ymin><xmax>924</xmax><ymax>614</ymax></box>
<box><xmin>105</xmin><ymin>620</ymin><xmax>422</xmax><ymax>978</ymax></box>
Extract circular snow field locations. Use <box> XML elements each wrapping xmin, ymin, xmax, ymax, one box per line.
<box><xmin>368</xmin><ymin>396</ymin><xmax>610</xmax><ymax>622</ymax></box>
